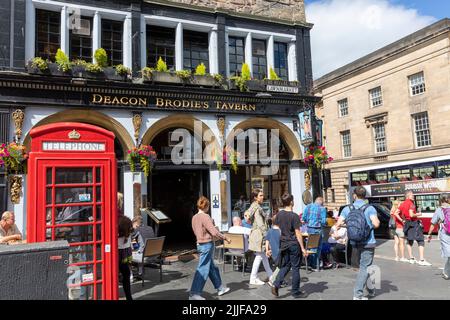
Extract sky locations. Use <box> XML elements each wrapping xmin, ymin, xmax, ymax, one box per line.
<box><xmin>304</xmin><ymin>0</ymin><xmax>450</xmax><ymax>79</ymax></box>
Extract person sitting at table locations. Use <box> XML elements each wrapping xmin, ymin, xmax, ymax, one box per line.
<box><xmin>0</xmin><ymin>211</ymin><xmax>22</xmax><ymax>244</ymax></box>
<box><xmin>328</xmin><ymin>224</ymin><xmax>348</xmax><ymax>268</ymax></box>
<box><xmin>131</xmin><ymin>215</ymin><xmax>156</xmax><ymax>278</ymax></box>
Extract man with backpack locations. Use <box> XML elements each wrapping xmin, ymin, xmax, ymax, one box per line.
<box><xmin>302</xmin><ymin>196</ymin><xmax>327</xmax><ymax>270</ymax></box>
<box><xmin>336</xmin><ymin>186</ymin><xmax>380</xmax><ymax>300</ymax></box>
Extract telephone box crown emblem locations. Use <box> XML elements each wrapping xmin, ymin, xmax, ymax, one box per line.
<box><xmin>68</xmin><ymin>129</ymin><xmax>81</xmax><ymax>140</ymax></box>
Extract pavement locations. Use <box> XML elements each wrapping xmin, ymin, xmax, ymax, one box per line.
<box><xmin>122</xmin><ymin>238</ymin><xmax>450</xmax><ymax>300</ymax></box>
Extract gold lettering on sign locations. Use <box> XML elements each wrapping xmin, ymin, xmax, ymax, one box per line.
<box><xmin>92</xmin><ymin>94</ymin><xmax>103</xmax><ymax>103</ymax></box>
<box><xmin>90</xmin><ymin>94</ymin><xmax>147</xmax><ymax>106</ymax></box>
<box><xmin>104</xmin><ymin>96</ymin><xmax>111</xmax><ymax>105</ymax></box>
<box><xmin>156</xmin><ymin>98</ymin><xmax>164</xmax><ymax>107</ymax></box>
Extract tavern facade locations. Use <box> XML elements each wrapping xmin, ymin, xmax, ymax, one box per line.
<box><xmin>0</xmin><ymin>0</ymin><xmax>318</xmax><ymax>299</ymax></box>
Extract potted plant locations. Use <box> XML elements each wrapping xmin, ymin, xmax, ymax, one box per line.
<box><xmin>26</xmin><ymin>57</ymin><xmax>49</xmax><ymax>75</ymax></box>
<box><xmin>0</xmin><ymin>142</ymin><xmax>28</xmax><ymax>175</ymax></box>
<box><xmin>48</xmin><ymin>49</ymin><xmax>72</xmax><ymax>76</ymax></box>
<box><xmin>127</xmin><ymin>145</ymin><xmax>157</xmax><ymax>177</ymax></box>
<box><xmin>191</xmin><ymin>63</ymin><xmax>217</xmax><ymax>87</ymax></box>
<box><xmin>303</xmin><ymin>145</ymin><xmax>333</xmax><ymax>176</ymax></box>
<box><xmin>175</xmin><ymin>69</ymin><xmax>192</xmax><ymax>85</ymax></box>
<box><xmin>71</xmin><ymin>59</ymin><xmax>87</xmax><ymax>78</ymax></box>
<box><xmin>84</xmin><ymin>62</ymin><xmax>105</xmax><ymax>79</ymax></box>
<box><xmin>230</xmin><ymin>63</ymin><xmax>251</xmax><ymax>92</ymax></box>
<box><xmin>215</xmin><ymin>146</ymin><xmax>240</xmax><ymax>174</ymax></box>
<box><xmin>113</xmin><ymin>64</ymin><xmax>131</xmax><ymax>81</ymax></box>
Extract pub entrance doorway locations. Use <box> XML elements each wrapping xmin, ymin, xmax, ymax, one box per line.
<box><xmin>150</xmin><ymin>168</ymin><xmax>210</xmax><ymax>251</ymax></box>
<box><xmin>26</xmin><ymin>122</ymin><xmax>118</xmax><ymax>300</ymax></box>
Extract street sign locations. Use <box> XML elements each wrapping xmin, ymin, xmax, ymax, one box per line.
<box><xmin>212</xmin><ymin>194</ymin><xmax>219</xmax><ymax>208</ymax></box>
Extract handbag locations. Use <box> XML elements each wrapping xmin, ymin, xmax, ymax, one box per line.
<box><xmin>388</xmin><ymin>216</ymin><xmax>397</xmax><ymax>230</ymax></box>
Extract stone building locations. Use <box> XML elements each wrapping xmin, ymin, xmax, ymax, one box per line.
<box><xmin>315</xmin><ymin>19</ymin><xmax>450</xmax><ymax>228</ymax></box>
<box><xmin>0</xmin><ymin>0</ymin><xmax>317</xmax><ymax>299</ymax></box>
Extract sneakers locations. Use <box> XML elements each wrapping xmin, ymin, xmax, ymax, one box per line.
<box><xmin>217</xmin><ymin>286</ymin><xmax>231</xmax><ymax>296</ymax></box>
<box><xmin>250</xmin><ymin>278</ymin><xmax>266</xmax><ymax>285</ymax></box>
<box><xmin>267</xmin><ymin>280</ymin><xmax>274</xmax><ymax>287</ymax></box>
<box><xmin>408</xmin><ymin>257</ymin><xmax>417</xmax><ymax>264</ymax></box>
<box><xmin>367</xmin><ymin>290</ymin><xmax>376</xmax><ymax>298</ymax></box>
<box><xmin>417</xmin><ymin>260</ymin><xmax>432</xmax><ymax>266</ymax></box>
<box><xmin>271</xmin><ymin>286</ymin><xmax>279</xmax><ymax>297</ymax></box>
<box><xmin>443</xmin><ymin>273</ymin><xmax>449</xmax><ymax>280</ymax></box>
<box><xmin>189</xmin><ymin>294</ymin><xmax>206</xmax><ymax>300</ymax></box>
<box><xmin>394</xmin><ymin>257</ymin><xmax>400</xmax><ymax>262</ymax></box>
<box><xmin>292</xmin><ymin>291</ymin><xmax>308</xmax><ymax>298</ymax></box>
<box><xmin>353</xmin><ymin>296</ymin><xmax>369</xmax><ymax>300</ymax></box>
<box><xmin>399</xmin><ymin>258</ymin><xmax>409</xmax><ymax>263</ymax></box>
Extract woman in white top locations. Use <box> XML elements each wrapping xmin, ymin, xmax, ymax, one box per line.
<box><xmin>118</xmin><ymin>216</ymin><xmax>133</xmax><ymax>300</ymax></box>
<box><xmin>328</xmin><ymin>225</ymin><xmax>348</xmax><ymax>267</ymax></box>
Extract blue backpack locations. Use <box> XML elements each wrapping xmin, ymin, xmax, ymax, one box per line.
<box><xmin>346</xmin><ymin>204</ymin><xmax>372</xmax><ymax>243</ymax></box>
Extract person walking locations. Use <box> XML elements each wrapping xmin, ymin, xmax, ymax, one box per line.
<box><xmin>302</xmin><ymin>196</ymin><xmax>327</xmax><ymax>270</ymax></box>
<box><xmin>265</xmin><ymin>215</ymin><xmax>281</xmax><ymax>286</ymax></box>
<box><xmin>336</xmin><ymin>186</ymin><xmax>380</xmax><ymax>300</ymax></box>
<box><xmin>248</xmin><ymin>189</ymin><xmax>273</xmax><ymax>285</ymax></box>
<box><xmin>399</xmin><ymin>191</ymin><xmax>432</xmax><ymax>266</ymax></box>
<box><xmin>189</xmin><ymin>196</ymin><xmax>231</xmax><ymax>300</ymax></box>
<box><xmin>270</xmin><ymin>193</ymin><xmax>308</xmax><ymax>298</ymax></box>
<box><xmin>118</xmin><ymin>216</ymin><xmax>134</xmax><ymax>301</ymax></box>
<box><xmin>427</xmin><ymin>194</ymin><xmax>450</xmax><ymax>280</ymax></box>
<box><xmin>390</xmin><ymin>200</ymin><xmax>408</xmax><ymax>262</ymax></box>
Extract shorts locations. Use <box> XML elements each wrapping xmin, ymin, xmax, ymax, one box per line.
<box><xmin>404</xmin><ymin>220</ymin><xmax>424</xmax><ymax>246</ymax></box>
<box><xmin>395</xmin><ymin>228</ymin><xmax>405</xmax><ymax>238</ymax></box>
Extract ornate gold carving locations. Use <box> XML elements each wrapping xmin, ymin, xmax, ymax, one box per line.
<box><xmin>217</xmin><ymin>117</ymin><xmax>226</xmax><ymax>141</ymax></box>
<box><xmin>9</xmin><ymin>175</ymin><xmax>22</xmax><ymax>204</ymax></box>
<box><xmin>68</xmin><ymin>129</ymin><xmax>81</xmax><ymax>140</ymax></box>
<box><xmin>304</xmin><ymin>170</ymin><xmax>311</xmax><ymax>190</ymax></box>
<box><xmin>132</xmin><ymin>113</ymin><xmax>143</xmax><ymax>143</ymax></box>
<box><xmin>12</xmin><ymin>109</ymin><xmax>25</xmax><ymax>142</ymax></box>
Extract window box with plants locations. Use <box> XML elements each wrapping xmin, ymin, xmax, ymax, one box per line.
<box><xmin>190</xmin><ymin>63</ymin><xmax>221</xmax><ymax>88</ymax></box>
<box><xmin>141</xmin><ymin>57</ymin><xmax>183</xmax><ymax>85</ymax></box>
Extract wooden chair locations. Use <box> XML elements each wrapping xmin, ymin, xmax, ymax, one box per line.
<box><xmin>222</xmin><ymin>233</ymin><xmax>247</xmax><ymax>276</ymax></box>
<box><xmin>304</xmin><ymin>233</ymin><xmax>321</xmax><ymax>273</ymax></box>
<box><xmin>138</xmin><ymin>236</ymin><xmax>165</xmax><ymax>287</ymax></box>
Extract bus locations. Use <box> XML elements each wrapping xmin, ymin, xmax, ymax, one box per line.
<box><xmin>349</xmin><ymin>156</ymin><xmax>450</xmax><ymax>233</ymax></box>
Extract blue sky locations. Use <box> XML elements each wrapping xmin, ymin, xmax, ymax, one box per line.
<box><xmin>305</xmin><ymin>0</ymin><xmax>449</xmax><ymax>78</ymax></box>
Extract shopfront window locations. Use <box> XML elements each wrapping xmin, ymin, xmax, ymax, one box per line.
<box><xmin>35</xmin><ymin>9</ymin><xmax>61</xmax><ymax>61</ymax></box>
<box><xmin>70</xmin><ymin>16</ymin><xmax>93</xmax><ymax>62</ymax></box>
<box><xmin>412</xmin><ymin>164</ymin><xmax>435</xmax><ymax>180</ymax></box>
<box><xmin>183</xmin><ymin>30</ymin><xmax>209</xmax><ymax>72</ymax></box>
<box><xmin>101</xmin><ymin>19</ymin><xmax>123</xmax><ymax>66</ymax></box>
<box><xmin>147</xmin><ymin>25</ymin><xmax>175</xmax><ymax>70</ymax></box>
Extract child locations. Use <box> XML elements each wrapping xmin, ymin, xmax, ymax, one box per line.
<box><xmin>265</xmin><ymin>216</ymin><xmax>282</xmax><ymax>286</ymax></box>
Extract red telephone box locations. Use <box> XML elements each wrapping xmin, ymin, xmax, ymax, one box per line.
<box><xmin>27</xmin><ymin>122</ymin><xmax>118</xmax><ymax>300</ymax></box>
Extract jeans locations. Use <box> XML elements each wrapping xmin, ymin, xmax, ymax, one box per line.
<box><xmin>274</xmin><ymin>244</ymin><xmax>301</xmax><ymax>295</ymax></box>
<box><xmin>354</xmin><ymin>247</ymin><xmax>375</xmax><ymax>298</ymax></box>
<box><xmin>119</xmin><ymin>263</ymin><xmax>133</xmax><ymax>301</ymax></box>
<box><xmin>330</xmin><ymin>243</ymin><xmax>346</xmax><ymax>264</ymax></box>
<box><xmin>445</xmin><ymin>258</ymin><xmax>450</xmax><ymax>277</ymax></box>
<box><xmin>190</xmin><ymin>242</ymin><xmax>222</xmax><ymax>296</ymax></box>
<box><xmin>250</xmin><ymin>252</ymin><xmax>273</xmax><ymax>280</ymax></box>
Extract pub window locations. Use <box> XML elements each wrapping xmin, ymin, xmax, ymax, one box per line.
<box><xmin>274</xmin><ymin>42</ymin><xmax>288</xmax><ymax>80</ymax></box>
<box><xmin>341</xmin><ymin>130</ymin><xmax>351</xmax><ymax>158</ymax></box>
<box><xmin>35</xmin><ymin>9</ymin><xmax>61</xmax><ymax>61</ymax></box>
<box><xmin>228</xmin><ymin>36</ymin><xmax>245</xmax><ymax>76</ymax></box>
<box><xmin>183</xmin><ymin>30</ymin><xmax>209</xmax><ymax>72</ymax></box>
<box><xmin>101</xmin><ymin>20</ymin><xmax>123</xmax><ymax>66</ymax></box>
<box><xmin>147</xmin><ymin>25</ymin><xmax>175</xmax><ymax>70</ymax></box>
<box><xmin>70</xmin><ymin>16</ymin><xmax>93</xmax><ymax>62</ymax></box>
<box><xmin>437</xmin><ymin>160</ymin><xmax>450</xmax><ymax>178</ymax></box>
<box><xmin>413</xmin><ymin>112</ymin><xmax>431</xmax><ymax>148</ymax></box>
<box><xmin>252</xmin><ymin>39</ymin><xmax>267</xmax><ymax>80</ymax></box>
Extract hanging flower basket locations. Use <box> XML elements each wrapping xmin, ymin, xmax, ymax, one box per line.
<box><xmin>216</xmin><ymin>146</ymin><xmax>240</xmax><ymax>174</ymax></box>
<box><xmin>127</xmin><ymin>145</ymin><xmax>157</xmax><ymax>177</ymax></box>
<box><xmin>0</xmin><ymin>142</ymin><xmax>28</xmax><ymax>175</ymax></box>
<box><xmin>303</xmin><ymin>145</ymin><xmax>333</xmax><ymax>175</ymax></box>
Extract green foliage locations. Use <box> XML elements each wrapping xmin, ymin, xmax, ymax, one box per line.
<box><xmin>55</xmin><ymin>49</ymin><xmax>71</xmax><ymax>72</ymax></box>
<box><xmin>31</xmin><ymin>57</ymin><xmax>49</xmax><ymax>72</ymax></box>
<box><xmin>115</xmin><ymin>64</ymin><xmax>131</xmax><ymax>76</ymax></box>
<box><xmin>230</xmin><ymin>76</ymin><xmax>248</xmax><ymax>92</ymax></box>
<box><xmin>85</xmin><ymin>63</ymin><xmax>103</xmax><ymax>73</ymax></box>
<box><xmin>156</xmin><ymin>57</ymin><xmax>169</xmax><ymax>72</ymax></box>
<box><xmin>72</xmin><ymin>59</ymin><xmax>87</xmax><ymax>67</ymax></box>
<box><xmin>141</xmin><ymin>67</ymin><xmax>154</xmax><ymax>79</ymax></box>
<box><xmin>194</xmin><ymin>62</ymin><xmax>206</xmax><ymax>76</ymax></box>
<box><xmin>212</xmin><ymin>73</ymin><xmax>224</xmax><ymax>83</ymax></box>
<box><xmin>176</xmin><ymin>69</ymin><xmax>192</xmax><ymax>80</ymax></box>
<box><xmin>94</xmin><ymin>48</ymin><xmax>108</xmax><ymax>68</ymax></box>
<box><xmin>241</xmin><ymin>63</ymin><xmax>251</xmax><ymax>81</ymax></box>
<box><xmin>269</xmin><ymin>67</ymin><xmax>280</xmax><ymax>80</ymax></box>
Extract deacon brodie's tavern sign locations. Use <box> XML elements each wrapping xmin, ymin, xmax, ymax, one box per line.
<box><xmin>90</xmin><ymin>94</ymin><xmax>257</xmax><ymax>112</ymax></box>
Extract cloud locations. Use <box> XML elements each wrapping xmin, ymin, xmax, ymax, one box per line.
<box><xmin>306</xmin><ymin>0</ymin><xmax>437</xmax><ymax>79</ymax></box>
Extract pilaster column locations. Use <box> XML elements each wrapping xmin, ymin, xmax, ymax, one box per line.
<box><xmin>175</xmin><ymin>22</ymin><xmax>183</xmax><ymax>71</ymax></box>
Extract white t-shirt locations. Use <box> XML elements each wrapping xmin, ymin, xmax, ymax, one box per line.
<box><xmin>328</xmin><ymin>226</ymin><xmax>347</xmax><ymax>245</ymax></box>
